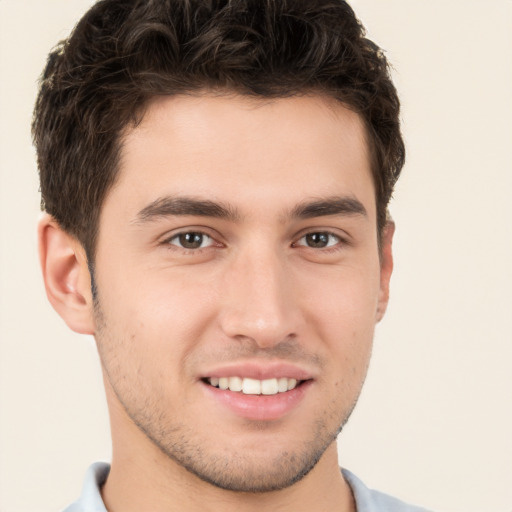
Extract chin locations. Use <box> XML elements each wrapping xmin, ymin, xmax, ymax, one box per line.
<box><xmin>175</xmin><ymin>448</ymin><xmax>327</xmax><ymax>493</ymax></box>
<box><xmin>150</xmin><ymin>417</ymin><xmax>344</xmax><ymax>494</ymax></box>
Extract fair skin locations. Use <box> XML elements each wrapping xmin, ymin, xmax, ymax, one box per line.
<box><xmin>39</xmin><ymin>93</ymin><xmax>394</xmax><ymax>512</ymax></box>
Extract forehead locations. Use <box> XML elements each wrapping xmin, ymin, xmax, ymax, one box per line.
<box><xmin>110</xmin><ymin>93</ymin><xmax>375</xmax><ymax>222</ymax></box>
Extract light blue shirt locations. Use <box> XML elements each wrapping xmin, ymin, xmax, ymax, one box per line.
<box><xmin>63</xmin><ymin>462</ymin><xmax>433</xmax><ymax>512</ymax></box>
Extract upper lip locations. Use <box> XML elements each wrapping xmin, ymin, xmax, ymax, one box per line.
<box><xmin>199</xmin><ymin>361</ymin><xmax>316</xmax><ymax>381</ymax></box>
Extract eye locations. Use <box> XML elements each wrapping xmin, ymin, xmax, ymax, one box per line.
<box><xmin>167</xmin><ymin>231</ymin><xmax>215</xmax><ymax>250</ymax></box>
<box><xmin>295</xmin><ymin>232</ymin><xmax>341</xmax><ymax>249</ymax></box>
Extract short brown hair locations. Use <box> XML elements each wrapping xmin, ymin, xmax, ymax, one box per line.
<box><xmin>33</xmin><ymin>0</ymin><xmax>405</xmax><ymax>258</ymax></box>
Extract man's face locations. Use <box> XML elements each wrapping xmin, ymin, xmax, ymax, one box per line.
<box><xmin>92</xmin><ymin>94</ymin><xmax>392</xmax><ymax>492</ymax></box>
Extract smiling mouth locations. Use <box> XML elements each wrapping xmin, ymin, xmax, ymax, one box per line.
<box><xmin>204</xmin><ymin>376</ymin><xmax>304</xmax><ymax>396</ymax></box>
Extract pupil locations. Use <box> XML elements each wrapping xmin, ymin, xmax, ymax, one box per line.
<box><xmin>179</xmin><ymin>232</ymin><xmax>203</xmax><ymax>249</ymax></box>
<box><xmin>306</xmin><ymin>232</ymin><xmax>328</xmax><ymax>248</ymax></box>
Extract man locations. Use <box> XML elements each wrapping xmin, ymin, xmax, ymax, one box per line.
<box><xmin>33</xmin><ymin>1</ymin><xmax>430</xmax><ymax>510</ymax></box>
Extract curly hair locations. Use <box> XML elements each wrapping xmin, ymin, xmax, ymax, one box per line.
<box><xmin>33</xmin><ymin>0</ymin><xmax>405</xmax><ymax>258</ymax></box>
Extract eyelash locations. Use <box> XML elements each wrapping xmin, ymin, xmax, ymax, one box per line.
<box><xmin>163</xmin><ymin>229</ymin><xmax>346</xmax><ymax>254</ymax></box>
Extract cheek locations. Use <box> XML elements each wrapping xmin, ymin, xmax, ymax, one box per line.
<box><xmin>299</xmin><ymin>264</ymin><xmax>380</xmax><ymax>373</ymax></box>
<box><xmin>300</xmin><ymin>261</ymin><xmax>381</xmax><ymax>331</ymax></box>
<box><xmin>94</xmin><ymin>265</ymin><xmax>219</xmax><ymax>375</ymax></box>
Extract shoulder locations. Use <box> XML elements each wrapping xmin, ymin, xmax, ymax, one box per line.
<box><xmin>342</xmin><ymin>469</ymin><xmax>434</xmax><ymax>512</ymax></box>
<box><xmin>61</xmin><ymin>462</ymin><xmax>110</xmax><ymax>512</ymax></box>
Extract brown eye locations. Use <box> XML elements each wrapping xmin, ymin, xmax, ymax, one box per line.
<box><xmin>296</xmin><ymin>232</ymin><xmax>340</xmax><ymax>249</ymax></box>
<box><xmin>169</xmin><ymin>232</ymin><xmax>213</xmax><ymax>249</ymax></box>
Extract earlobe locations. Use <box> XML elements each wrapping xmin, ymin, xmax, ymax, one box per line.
<box><xmin>38</xmin><ymin>214</ymin><xmax>95</xmax><ymax>335</ymax></box>
<box><xmin>376</xmin><ymin>220</ymin><xmax>395</xmax><ymax>322</ymax></box>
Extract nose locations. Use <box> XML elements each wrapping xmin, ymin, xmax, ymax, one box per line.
<box><xmin>218</xmin><ymin>246</ymin><xmax>303</xmax><ymax>349</ymax></box>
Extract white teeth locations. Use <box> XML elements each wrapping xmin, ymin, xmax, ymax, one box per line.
<box><xmin>277</xmin><ymin>377</ymin><xmax>288</xmax><ymax>392</ymax></box>
<box><xmin>243</xmin><ymin>378</ymin><xmax>261</xmax><ymax>395</ymax></box>
<box><xmin>261</xmin><ymin>378</ymin><xmax>278</xmax><ymax>395</ymax></box>
<box><xmin>207</xmin><ymin>376</ymin><xmax>300</xmax><ymax>395</ymax></box>
<box><xmin>228</xmin><ymin>376</ymin><xmax>243</xmax><ymax>392</ymax></box>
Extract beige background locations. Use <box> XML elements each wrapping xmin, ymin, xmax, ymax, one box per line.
<box><xmin>1</xmin><ymin>1</ymin><xmax>511</xmax><ymax>511</ymax></box>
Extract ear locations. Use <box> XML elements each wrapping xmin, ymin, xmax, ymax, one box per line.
<box><xmin>38</xmin><ymin>214</ymin><xmax>95</xmax><ymax>334</ymax></box>
<box><xmin>376</xmin><ymin>220</ymin><xmax>395</xmax><ymax>322</ymax></box>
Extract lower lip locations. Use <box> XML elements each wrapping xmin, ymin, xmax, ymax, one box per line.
<box><xmin>201</xmin><ymin>380</ymin><xmax>312</xmax><ymax>421</ymax></box>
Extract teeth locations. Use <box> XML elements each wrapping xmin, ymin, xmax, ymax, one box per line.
<box><xmin>243</xmin><ymin>378</ymin><xmax>261</xmax><ymax>395</ymax></box>
<box><xmin>207</xmin><ymin>376</ymin><xmax>300</xmax><ymax>395</ymax></box>
<box><xmin>261</xmin><ymin>378</ymin><xmax>278</xmax><ymax>395</ymax></box>
<box><xmin>277</xmin><ymin>377</ymin><xmax>288</xmax><ymax>392</ymax></box>
<box><xmin>229</xmin><ymin>376</ymin><xmax>243</xmax><ymax>392</ymax></box>
<box><xmin>287</xmin><ymin>378</ymin><xmax>297</xmax><ymax>391</ymax></box>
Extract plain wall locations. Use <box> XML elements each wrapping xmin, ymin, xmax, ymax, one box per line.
<box><xmin>0</xmin><ymin>1</ymin><xmax>511</xmax><ymax>511</ymax></box>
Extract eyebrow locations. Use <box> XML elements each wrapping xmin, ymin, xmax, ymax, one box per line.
<box><xmin>290</xmin><ymin>196</ymin><xmax>367</xmax><ymax>219</ymax></box>
<box><xmin>134</xmin><ymin>194</ymin><xmax>367</xmax><ymax>225</ymax></box>
<box><xmin>134</xmin><ymin>196</ymin><xmax>240</xmax><ymax>223</ymax></box>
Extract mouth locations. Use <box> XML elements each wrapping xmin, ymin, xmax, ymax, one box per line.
<box><xmin>203</xmin><ymin>376</ymin><xmax>303</xmax><ymax>395</ymax></box>
<box><xmin>199</xmin><ymin>363</ymin><xmax>314</xmax><ymax>420</ymax></box>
